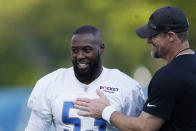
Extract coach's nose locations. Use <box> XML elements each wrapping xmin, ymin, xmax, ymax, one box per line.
<box><xmin>146</xmin><ymin>37</ymin><xmax>153</xmax><ymax>44</ymax></box>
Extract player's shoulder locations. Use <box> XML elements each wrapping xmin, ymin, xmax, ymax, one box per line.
<box><xmin>28</xmin><ymin>67</ymin><xmax>73</xmax><ymax>104</ymax></box>
<box><xmin>104</xmin><ymin>67</ymin><xmax>140</xmax><ymax>88</ymax></box>
<box><xmin>104</xmin><ymin>67</ymin><xmax>144</xmax><ymax>100</ymax></box>
<box><xmin>104</xmin><ymin>67</ymin><xmax>136</xmax><ymax>81</ymax></box>
<box><xmin>37</xmin><ymin>67</ymin><xmax>72</xmax><ymax>84</ymax></box>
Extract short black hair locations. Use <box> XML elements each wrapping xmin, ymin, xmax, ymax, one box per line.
<box><xmin>72</xmin><ymin>25</ymin><xmax>103</xmax><ymax>44</ymax></box>
<box><xmin>73</xmin><ymin>25</ymin><xmax>100</xmax><ymax>35</ymax></box>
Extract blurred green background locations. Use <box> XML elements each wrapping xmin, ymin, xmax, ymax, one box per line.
<box><xmin>0</xmin><ymin>0</ymin><xmax>196</xmax><ymax>130</ymax></box>
<box><xmin>1</xmin><ymin>0</ymin><xmax>195</xmax><ymax>86</ymax></box>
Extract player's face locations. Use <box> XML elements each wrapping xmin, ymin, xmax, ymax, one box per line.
<box><xmin>71</xmin><ymin>33</ymin><xmax>103</xmax><ymax>81</ymax></box>
<box><xmin>146</xmin><ymin>33</ymin><xmax>169</xmax><ymax>58</ymax></box>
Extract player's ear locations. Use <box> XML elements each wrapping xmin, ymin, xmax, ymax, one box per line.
<box><xmin>100</xmin><ymin>43</ymin><xmax>104</xmax><ymax>56</ymax></box>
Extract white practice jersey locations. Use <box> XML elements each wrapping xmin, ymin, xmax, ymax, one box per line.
<box><xmin>25</xmin><ymin>67</ymin><xmax>145</xmax><ymax>131</ymax></box>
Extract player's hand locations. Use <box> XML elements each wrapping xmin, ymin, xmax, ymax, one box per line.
<box><xmin>73</xmin><ymin>89</ymin><xmax>109</xmax><ymax>119</ymax></box>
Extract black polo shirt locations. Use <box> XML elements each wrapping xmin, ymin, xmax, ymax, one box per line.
<box><xmin>143</xmin><ymin>53</ymin><xmax>196</xmax><ymax>131</ymax></box>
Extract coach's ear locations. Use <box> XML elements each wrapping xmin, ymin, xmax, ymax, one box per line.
<box><xmin>167</xmin><ymin>31</ymin><xmax>177</xmax><ymax>42</ymax></box>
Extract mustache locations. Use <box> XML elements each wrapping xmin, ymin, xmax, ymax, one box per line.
<box><xmin>73</xmin><ymin>59</ymin><xmax>89</xmax><ymax>63</ymax></box>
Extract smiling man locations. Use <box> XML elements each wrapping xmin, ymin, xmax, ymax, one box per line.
<box><xmin>71</xmin><ymin>31</ymin><xmax>103</xmax><ymax>84</ymax></box>
<box><xmin>25</xmin><ymin>25</ymin><xmax>145</xmax><ymax>131</ymax></box>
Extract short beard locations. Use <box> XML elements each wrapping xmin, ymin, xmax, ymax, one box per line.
<box><xmin>151</xmin><ymin>43</ymin><xmax>161</xmax><ymax>58</ymax></box>
<box><xmin>73</xmin><ymin>55</ymin><xmax>101</xmax><ymax>82</ymax></box>
<box><xmin>151</xmin><ymin>51</ymin><xmax>160</xmax><ymax>58</ymax></box>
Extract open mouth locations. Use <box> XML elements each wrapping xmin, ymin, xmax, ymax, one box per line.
<box><xmin>77</xmin><ymin>63</ymin><xmax>89</xmax><ymax>70</ymax></box>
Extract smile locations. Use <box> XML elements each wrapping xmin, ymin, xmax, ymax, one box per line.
<box><xmin>77</xmin><ymin>63</ymin><xmax>89</xmax><ymax>70</ymax></box>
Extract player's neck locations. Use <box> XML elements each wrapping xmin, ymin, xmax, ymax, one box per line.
<box><xmin>77</xmin><ymin>66</ymin><xmax>103</xmax><ymax>85</ymax></box>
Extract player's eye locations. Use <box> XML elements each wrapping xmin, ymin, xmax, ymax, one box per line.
<box><xmin>84</xmin><ymin>47</ymin><xmax>93</xmax><ymax>53</ymax></box>
<box><xmin>72</xmin><ymin>48</ymin><xmax>78</xmax><ymax>53</ymax></box>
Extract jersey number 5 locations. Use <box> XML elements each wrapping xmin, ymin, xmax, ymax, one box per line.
<box><xmin>62</xmin><ymin>102</ymin><xmax>106</xmax><ymax>131</ymax></box>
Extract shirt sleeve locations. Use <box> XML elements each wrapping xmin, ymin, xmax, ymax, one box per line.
<box><xmin>123</xmin><ymin>83</ymin><xmax>145</xmax><ymax>117</ymax></box>
<box><xmin>143</xmin><ymin>71</ymin><xmax>180</xmax><ymax>120</ymax></box>
<box><xmin>26</xmin><ymin>80</ymin><xmax>53</xmax><ymax>130</ymax></box>
<box><xmin>25</xmin><ymin>111</ymin><xmax>52</xmax><ymax>131</ymax></box>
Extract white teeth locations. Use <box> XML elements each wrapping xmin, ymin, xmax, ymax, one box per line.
<box><xmin>78</xmin><ymin>63</ymin><xmax>88</xmax><ymax>68</ymax></box>
<box><xmin>79</xmin><ymin>63</ymin><xmax>86</xmax><ymax>66</ymax></box>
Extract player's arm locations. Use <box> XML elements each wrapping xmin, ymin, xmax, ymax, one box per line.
<box><xmin>25</xmin><ymin>80</ymin><xmax>53</xmax><ymax>131</ymax></box>
<box><xmin>109</xmin><ymin>110</ymin><xmax>165</xmax><ymax>131</ymax></box>
<box><xmin>25</xmin><ymin>111</ymin><xmax>52</xmax><ymax>131</ymax></box>
<box><xmin>127</xmin><ymin>84</ymin><xmax>146</xmax><ymax>117</ymax></box>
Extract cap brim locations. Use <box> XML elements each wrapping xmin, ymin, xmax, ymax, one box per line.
<box><xmin>135</xmin><ymin>24</ymin><xmax>159</xmax><ymax>38</ymax></box>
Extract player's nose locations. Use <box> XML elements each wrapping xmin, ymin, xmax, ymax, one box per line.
<box><xmin>77</xmin><ymin>51</ymin><xmax>85</xmax><ymax>59</ymax></box>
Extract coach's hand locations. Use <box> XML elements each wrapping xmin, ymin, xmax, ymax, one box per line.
<box><xmin>73</xmin><ymin>89</ymin><xmax>109</xmax><ymax>119</ymax></box>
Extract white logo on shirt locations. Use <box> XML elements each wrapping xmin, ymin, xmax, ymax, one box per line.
<box><xmin>100</xmin><ymin>86</ymin><xmax>119</xmax><ymax>93</ymax></box>
<box><xmin>147</xmin><ymin>103</ymin><xmax>157</xmax><ymax>107</ymax></box>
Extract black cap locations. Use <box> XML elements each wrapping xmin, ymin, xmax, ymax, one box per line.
<box><xmin>136</xmin><ymin>6</ymin><xmax>189</xmax><ymax>38</ymax></box>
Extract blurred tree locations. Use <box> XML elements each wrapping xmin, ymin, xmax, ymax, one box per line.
<box><xmin>0</xmin><ymin>0</ymin><xmax>195</xmax><ymax>86</ymax></box>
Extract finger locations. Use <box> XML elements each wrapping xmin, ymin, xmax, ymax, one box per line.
<box><xmin>74</xmin><ymin>104</ymin><xmax>89</xmax><ymax>111</ymax></box>
<box><xmin>77</xmin><ymin>111</ymin><xmax>91</xmax><ymax>117</ymax></box>
<box><xmin>76</xmin><ymin>98</ymin><xmax>92</xmax><ymax>103</ymax></box>
<box><xmin>73</xmin><ymin>100</ymin><xmax>89</xmax><ymax>106</ymax></box>
<box><xmin>96</xmin><ymin>89</ymin><xmax>106</xmax><ymax>98</ymax></box>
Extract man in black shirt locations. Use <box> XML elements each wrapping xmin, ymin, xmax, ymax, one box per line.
<box><xmin>73</xmin><ymin>6</ymin><xmax>196</xmax><ymax>131</ymax></box>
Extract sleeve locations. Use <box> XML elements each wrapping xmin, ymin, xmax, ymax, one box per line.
<box><xmin>25</xmin><ymin>111</ymin><xmax>52</xmax><ymax>131</ymax></box>
<box><xmin>143</xmin><ymin>71</ymin><xmax>180</xmax><ymax>120</ymax></box>
<box><xmin>25</xmin><ymin>80</ymin><xmax>53</xmax><ymax>130</ymax></box>
<box><xmin>122</xmin><ymin>82</ymin><xmax>145</xmax><ymax>117</ymax></box>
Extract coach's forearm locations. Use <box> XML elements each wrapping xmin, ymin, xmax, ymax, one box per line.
<box><xmin>110</xmin><ymin>111</ymin><xmax>142</xmax><ymax>131</ymax></box>
<box><xmin>109</xmin><ymin>111</ymin><xmax>165</xmax><ymax>131</ymax></box>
